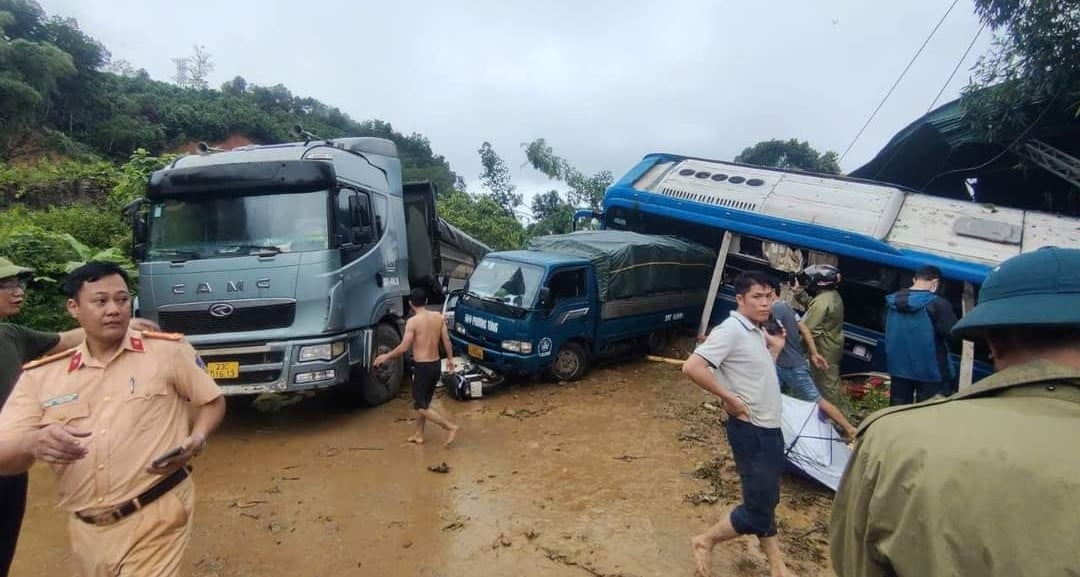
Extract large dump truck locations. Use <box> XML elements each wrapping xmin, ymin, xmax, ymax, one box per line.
<box><xmin>449</xmin><ymin>230</ymin><xmax>715</xmax><ymax>381</ymax></box>
<box><xmin>129</xmin><ymin>136</ymin><xmax>489</xmax><ymax>405</ymax></box>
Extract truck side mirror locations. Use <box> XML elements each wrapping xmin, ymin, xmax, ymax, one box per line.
<box><xmin>539</xmin><ymin>287</ymin><xmax>552</xmax><ymax>309</ymax></box>
<box><xmin>133</xmin><ymin>213</ymin><xmax>148</xmax><ymax>244</ymax></box>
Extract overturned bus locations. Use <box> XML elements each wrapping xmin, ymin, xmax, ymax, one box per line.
<box><xmin>579</xmin><ymin>153</ymin><xmax>1080</xmax><ymax>388</ymax></box>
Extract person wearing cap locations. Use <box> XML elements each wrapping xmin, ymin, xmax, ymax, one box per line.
<box><xmin>795</xmin><ymin>264</ymin><xmax>845</xmax><ymax>405</ymax></box>
<box><xmin>830</xmin><ymin>247</ymin><xmax>1080</xmax><ymax>577</ymax></box>
<box><xmin>0</xmin><ymin>261</ymin><xmax>222</xmax><ymax>577</ymax></box>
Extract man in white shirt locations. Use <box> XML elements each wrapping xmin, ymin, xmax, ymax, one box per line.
<box><xmin>682</xmin><ymin>271</ymin><xmax>793</xmax><ymax>577</ymax></box>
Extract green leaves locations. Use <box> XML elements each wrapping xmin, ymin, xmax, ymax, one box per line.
<box><xmin>734</xmin><ymin>139</ymin><xmax>842</xmax><ymax>174</ymax></box>
<box><xmin>963</xmin><ymin>0</ymin><xmax>1080</xmax><ymax>141</ymax></box>
<box><xmin>477</xmin><ymin>141</ymin><xmax>522</xmax><ymax>218</ymax></box>
<box><xmin>522</xmin><ymin>138</ymin><xmax>612</xmax><ymax>210</ymax></box>
<box><xmin>437</xmin><ymin>190</ymin><xmax>526</xmax><ymax>251</ymax></box>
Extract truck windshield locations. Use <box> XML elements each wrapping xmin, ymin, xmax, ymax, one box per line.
<box><xmin>147</xmin><ymin>190</ymin><xmax>329</xmax><ymax>260</ymax></box>
<box><xmin>468</xmin><ymin>258</ymin><xmax>543</xmax><ymax>308</ymax></box>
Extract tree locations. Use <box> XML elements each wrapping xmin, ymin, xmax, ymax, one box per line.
<box><xmin>436</xmin><ymin>190</ymin><xmax>526</xmax><ymax>251</ymax></box>
<box><xmin>171</xmin><ymin>44</ymin><xmax>213</xmax><ymax>90</ymax></box>
<box><xmin>221</xmin><ymin>75</ymin><xmax>247</xmax><ymax>94</ymax></box>
<box><xmin>962</xmin><ymin>0</ymin><xmax>1080</xmax><ymax>142</ymax></box>
<box><xmin>0</xmin><ymin>8</ymin><xmax>76</xmax><ymax>151</ymax></box>
<box><xmin>527</xmin><ymin>190</ymin><xmax>574</xmax><ymax>236</ymax></box>
<box><xmin>523</xmin><ymin>138</ymin><xmax>612</xmax><ymax>209</ymax></box>
<box><xmin>734</xmin><ymin>139</ymin><xmax>842</xmax><ymax>174</ymax></box>
<box><xmin>477</xmin><ymin>141</ymin><xmax>521</xmax><ymax>218</ymax></box>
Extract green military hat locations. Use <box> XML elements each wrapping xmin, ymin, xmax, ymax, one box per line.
<box><xmin>0</xmin><ymin>257</ymin><xmax>33</xmax><ymax>280</ymax></box>
<box><xmin>953</xmin><ymin>246</ymin><xmax>1080</xmax><ymax>339</ymax></box>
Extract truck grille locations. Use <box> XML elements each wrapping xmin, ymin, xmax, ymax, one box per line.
<box><xmin>159</xmin><ymin>302</ymin><xmax>296</xmax><ymax>335</ymax></box>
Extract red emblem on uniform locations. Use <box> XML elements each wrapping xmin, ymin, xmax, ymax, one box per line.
<box><xmin>130</xmin><ymin>337</ymin><xmax>144</xmax><ymax>352</ymax></box>
<box><xmin>67</xmin><ymin>352</ymin><xmax>82</xmax><ymax>373</ymax></box>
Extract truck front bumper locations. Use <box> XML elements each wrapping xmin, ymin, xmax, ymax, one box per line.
<box><xmin>194</xmin><ymin>331</ymin><xmax>367</xmax><ymax>396</ymax></box>
<box><xmin>450</xmin><ymin>334</ymin><xmax>546</xmax><ymax>376</ymax></box>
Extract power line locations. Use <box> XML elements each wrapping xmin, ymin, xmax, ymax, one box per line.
<box><xmin>919</xmin><ymin>93</ymin><xmax>1060</xmax><ymax>192</ymax></box>
<box><xmin>926</xmin><ymin>23</ymin><xmax>986</xmax><ymax>113</ymax></box>
<box><xmin>868</xmin><ymin>19</ymin><xmax>986</xmax><ymax>180</ymax></box>
<box><xmin>840</xmin><ymin>0</ymin><xmax>961</xmax><ymax>163</ymax></box>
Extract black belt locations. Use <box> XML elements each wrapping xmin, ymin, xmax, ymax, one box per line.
<box><xmin>75</xmin><ymin>466</ymin><xmax>191</xmax><ymax>526</ymax></box>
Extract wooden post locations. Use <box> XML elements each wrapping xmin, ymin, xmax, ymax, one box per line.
<box><xmin>698</xmin><ymin>231</ymin><xmax>735</xmax><ymax>341</ymax></box>
<box><xmin>959</xmin><ymin>281</ymin><xmax>976</xmax><ymax>390</ymax></box>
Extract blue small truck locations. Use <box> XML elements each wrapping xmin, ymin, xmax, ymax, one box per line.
<box><xmin>449</xmin><ymin>231</ymin><xmax>715</xmax><ymax>381</ymax></box>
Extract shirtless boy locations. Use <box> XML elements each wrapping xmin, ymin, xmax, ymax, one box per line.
<box><xmin>374</xmin><ymin>288</ymin><xmax>460</xmax><ymax>446</ymax></box>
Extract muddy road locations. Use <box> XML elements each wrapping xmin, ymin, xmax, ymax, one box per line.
<box><xmin>13</xmin><ymin>361</ymin><xmax>834</xmax><ymax>576</ymax></box>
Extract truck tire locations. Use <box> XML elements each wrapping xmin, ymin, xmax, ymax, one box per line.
<box><xmin>548</xmin><ymin>341</ymin><xmax>588</xmax><ymax>382</ymax></box>
<box><xmin>353</xmin><ymin>323</ymin><xmax>404</xmax><ymax>407</ymax></box>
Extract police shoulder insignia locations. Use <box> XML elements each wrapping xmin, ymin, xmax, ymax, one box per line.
<box><xmin>141</xmin><ymin>330</ymin><xmax>185</xmax><ymax>342</ymax></box>
<box><xmin>21</xmin><ymin>348</ymin><xmax>77</xmax><ymax>371</ymax></box>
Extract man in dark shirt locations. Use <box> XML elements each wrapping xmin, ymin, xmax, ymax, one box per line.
<box><xmin>0</xmin><ymin>257</ymin><xmax>156</xmax><ymax>576</ymax></box>
<box><xmin>768</xmin><ymin>278</ymin><xmax>857</xmax><ymax>439</ymax></box>
<box><xmin>884</xmin><ymin>266</ymin><xmax>959</xmax><ymax>405</ymax></box>
<box><xmin>0</xmin><ymin>258</ymin><xmax>63</xmax><ymax>577</ymax></box>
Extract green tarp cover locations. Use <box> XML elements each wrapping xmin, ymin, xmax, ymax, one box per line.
<box><xmin>527</xmin><ymin>230</ymin><xmax>716</xmax><ymax>302</ymax></box>
<box><xmin>438</xmin><ymin>218</ymin><xmax>491</xmax><ymax>263</ymax></box>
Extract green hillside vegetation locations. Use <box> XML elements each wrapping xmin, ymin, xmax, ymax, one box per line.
<box><xmin>0</xmin><ymin>0</ymin><xmax>540</xmax><ymax>331</ymax></box>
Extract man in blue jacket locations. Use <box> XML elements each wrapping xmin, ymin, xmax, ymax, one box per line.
<box><xmin>884</xmin><ymin>266</ymin><xmax>958</xmax><ymax>405</ymax></box>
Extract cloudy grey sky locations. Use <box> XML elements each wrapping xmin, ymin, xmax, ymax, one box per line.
<box><xmin>43</xmin><ymin>0</ymin><xmax>991</xmax><ymax>208</ymax></box>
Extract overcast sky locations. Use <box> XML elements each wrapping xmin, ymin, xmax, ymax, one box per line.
<box><xmin>43</xmin><ymin>0</ymin><xmax>991</xmax><ymax>207</ymax></box>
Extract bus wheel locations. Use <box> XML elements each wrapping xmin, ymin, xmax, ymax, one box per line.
<box><xmin>548</xmin><ymin>341</ymin><xmax>588</xmax><ymax>382</ymax></box>
<box><xmin>353</xmin><ymin>323</ymin><xmax>403</xmax><ymax>407</ymax></box>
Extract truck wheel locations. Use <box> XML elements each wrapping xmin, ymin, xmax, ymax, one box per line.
<box><xmin>549</xmin><ymin>341</ymin><xmax>588</xmax><ymax>382</ymax></box>
<box><xmin>353</xmin><ymin>323</ymin><xmax>404</xmax><ymax>407</ymax></box>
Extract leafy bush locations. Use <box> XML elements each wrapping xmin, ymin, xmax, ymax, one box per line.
<box><xmin>0</xmin><ymin>157</ymin><xmax>119</xmax><ymax>208</ymax></box>
<box><xmin>0</xmin><ymin>204</ymin><xmax>126</xmax><ymax>250</ymax></box>
<box><xmin>0</xmin><ymin>225</ymin><xmax>81</xmax><ymax>332</ymax></box>
<box><xmin>437</xmin><ymin>190</ymin><xmax>526</xmax><ymax>251</ymax></box>
<box><xmin>107</xmin><ymin>148</ymin><xmax>179</xmax><ymax>214</ymax></box>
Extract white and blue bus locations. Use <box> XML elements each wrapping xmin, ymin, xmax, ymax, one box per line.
<box><xmin>579</xmin><ymin>153</ymin><xmax>1080</xmax><ymax>387</ymax></box>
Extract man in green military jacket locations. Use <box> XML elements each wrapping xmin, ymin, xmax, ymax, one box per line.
<box><xmin>796</xmin><ymin>264</ymin><xmax>845</xmax><ymax>405</ymax></box>
<box><xmin>830</xmin><ymin>247</ymin><xmax>1080</xmax><ymax>577</ymax></box>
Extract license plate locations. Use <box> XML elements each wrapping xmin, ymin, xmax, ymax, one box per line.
<box><xmin>467</xmin><ymin>344</ymin><xmax>484</xmax><ymax>360</ymax></box>
<box><xmin>206</xmin><ymin>362</ymin><xmax>240</xmax><ymax>379</ymax></box>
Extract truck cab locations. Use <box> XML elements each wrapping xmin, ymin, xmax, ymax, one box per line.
<box><xmin>450</xmin><ymin>251</ymin><xmax>596</xmax><ymax>381</ymax></box>
<box><xmin>131</xmin><ymin>137</ymin><xmax>487</xmax><ymax>406</ymax></box>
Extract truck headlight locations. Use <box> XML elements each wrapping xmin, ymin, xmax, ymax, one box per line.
<box><xmin>501</xmin><ymin>340</ymin><xmax>532</xmax><ymax>354</ymax></box>
<box><xmin>298</xmin><ymin>341</ymin><xmax>346</xmax><ymax>362</ymax></box>
<box><xmin>455</xmin><ymin>322</ymin><xmax>466</xmax><ymax>335</ymax></box>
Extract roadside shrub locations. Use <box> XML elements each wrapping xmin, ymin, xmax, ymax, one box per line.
<box><xmin>0</xmin><ymin>226</ymin><xmax>80</xmax><ymax>332</ymax></box>
<box><xmin>0</xmin><ymin>205</ymin><xmax>127</xmax><ymax>250</ymax></box>
<box><xmin>0</xmin><ymin>158</ymin><xmax>120</xmax><ymax>209</ymax></box>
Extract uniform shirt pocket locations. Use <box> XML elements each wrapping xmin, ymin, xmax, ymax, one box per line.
<box><xmin>41</xmin><ymin>399</ymin><xmax>91</xmax><ymax>427</ymax></box>
<box><xmin>123</xmin><ymin>380</ymin><xmax>171</xmax><ymax>433</ymax></box>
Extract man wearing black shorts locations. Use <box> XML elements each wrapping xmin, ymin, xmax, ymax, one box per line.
<box><xmin>374</xmin><ymin>288</ymin><xmax>460</xmax><ymax>446</ymax></box>
<box><xmin>682</xmin><ymin>272</ymin><xmax>794</xmax><ymax>577</ymax></box>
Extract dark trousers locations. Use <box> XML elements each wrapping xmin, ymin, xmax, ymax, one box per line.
<box><xmin>726</xmin><ymin>418</ymin><xmax>784</xmax><ymax>538</ymax></box>
<box><xmin>889</xmin><ymin>377</ymin><xmax>945</xmax><ymax>406</ymax></box>
<box><xmin>0</xmin><ymin>473</ymin><xmax>27</xmax><ymax>577</ymax></box>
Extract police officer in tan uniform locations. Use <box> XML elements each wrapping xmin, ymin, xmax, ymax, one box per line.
<box><xmin>0</xmin><ymin>262</ymin><xmax>225</xmax><ymax>577</ymax></box>
<box><xmin>830</xmin><ymin>247</ymin><xmax>1080</xmax><ymax>577</ymax></box>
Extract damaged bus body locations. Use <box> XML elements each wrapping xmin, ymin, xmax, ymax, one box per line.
<box><xmin>581</xmin><ymin>153</ymin><xmax>1080</xmax><ymax>388</ymax></box>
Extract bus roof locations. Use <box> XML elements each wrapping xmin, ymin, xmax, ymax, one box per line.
<box><xmin>603</xmin><ymin>153</ymin><xmax>1080</xmax><ymax>284</ymax></box>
